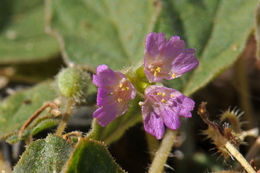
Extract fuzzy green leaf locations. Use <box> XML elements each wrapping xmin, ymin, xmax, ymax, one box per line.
<box><xmin>6</xmin><ymin>118</ymin><xmax>60</xmax><ymax>144</ymax></box>
<box><xmin>156</xmin><ymin>0</ymin><xmax>258</xmax><ymax>96</ymax></box>
<box><xmin>0</xmin><ymin>0</ymin><xmax>59</xmax><ymax>64</ymax></box>
<box><xmin>0</xmin><ymin>81</ymin><xmax>58</xmax><ymax>140</ymax></box>
<box><xmin>65</xmin><ymin>138</ymin><xmax>125</xmax><ymax>173</ymax></box>
<box><xmin>13</xmin><ymin>135</ymin><xmax>74</xmax><ymax>173</ymax></box>
<box><xmin>46</xmin><ymin>0</ymin><xmax>159</xmax><ymax>70</ymax></box>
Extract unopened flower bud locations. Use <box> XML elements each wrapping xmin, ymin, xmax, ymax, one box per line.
<box><xmin>57</xmin><ymin>66</ymin><xmax>90</xmax><ymax>103</ymax></box>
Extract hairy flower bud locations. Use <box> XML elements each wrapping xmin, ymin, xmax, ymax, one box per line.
<box><xmin>57</xmin><ymin>66</ymin><xmax>90</xmax><ymax>103</ymax></box>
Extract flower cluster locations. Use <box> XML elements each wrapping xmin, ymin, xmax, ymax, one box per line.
<box><xmin>93</xmin><ymin>32</ymin><xmax>198</xmax><ymax>139</ymax></box>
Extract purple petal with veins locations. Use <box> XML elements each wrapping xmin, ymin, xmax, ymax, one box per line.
<box><xmin>93</xmin><ymin>64</ymin><xmax>136</xmax><ymax>126</ymax></box>
<box><xmin>144</xmin><ymin>33</ymin><xmax>199</xmax><ymax>82</ymax></box>
<box><xmin>141</xmin><ymin>86</ymin><xmax>194</xmax><ymax>139</ymax></box>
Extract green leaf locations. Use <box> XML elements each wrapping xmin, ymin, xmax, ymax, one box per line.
<box><xmin>46</xmin><ymin>0</ymin><xmax>159</xmax><ymax>70</ymax></box>
<box><xmin>156</xmin><ymin>0</ymin><xmax>258</xmax><ymax>96</ymax></box>
<box><xmin>8</xmin><ymin>57</ymin><xmax>63</xmax><ymax>84</ymax></box>
<box><xmin>88</xmin><ymin>97</ymin><xmax>141</xmax><ymax>145</ymax></box>
<box><xmin>31</xmin><ymin>118</ymin><xmax>59</xmax><ymax>135</ymax></box>
<box><xmin>0</xmin><ymin>0</ymin><xmax>59</xmax><ymax>64</ymax></box>
<box><xmin>65</xmin><ymin>138</ymin><xmax>125</xmax><ymax>173</ymax></box>
<box><xmin>0</xmin><ymin>81</ymin><xmax>58</xmax><ymax>140</ymax></box>
<box><xmin>13</xmin><ymin>134</ymin><xmax>74</xmax><ymax>173</ymax></box>
<box><xmin>0</xmin><ymin>57</ymin><xmax>64</xmax><ymax>84</ymax></box>
<box><xmin>6</xmin><ymin>118</ymin><xmax>60</xmax><ymax>144</ymax></box>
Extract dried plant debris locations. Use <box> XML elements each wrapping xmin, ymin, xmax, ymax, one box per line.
<box><xmin>198</xmin><ymin>102</ymin><xmax>247</xmax><ymax>159</ymax></box>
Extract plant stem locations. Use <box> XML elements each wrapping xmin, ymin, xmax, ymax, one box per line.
<box><xmin>145</xmin><ymin>133</ymin><xmax>160</xmax><ymax>161</ymax></box>
<box><xmin>25</xmin><ymin>135</ymin><xmax>33</xmax><ymax>145</ymax></box>
<box><xmin>246</xmin><ymin>137</ymin><xmax>260</xmax><ymax>161</ymax></box>
<box><xmin>148</xmin><ymin>130</ymin><xmax>177</xmax><ymax>173</ymax></box>
<box><xmin>225</xmin><ymin>141</ymin><xmax>256</xmax><ymax>173</ymax></box>
<box><xmin>18</xmin><ymin>102</ymin><xmax>60</xmax><ymax>138</ymax></box>
<box><xmin>235</xmin><ymin>57</ymin><xmax>255</xmax><ymax>129</ymax></box>
<box><xmin>56</xmin><ymin>99</ymin><xmax>74</xmax><ymax>136</ymax></box>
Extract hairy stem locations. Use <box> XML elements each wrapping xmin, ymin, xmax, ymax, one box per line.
<box><xmin>56</xmin><ymin>99</ymin><xmax>74</xmax><ymax>136</ymax></box>
<box><xmin>235</xmin><ymin>57</ymin><xmax>255</xmax><ymax>129</ymax></box>
<box><xmin>149</xmin><ymin>130</ymin><xmax>177</xmax><ymax>173</ymax></box>
<box><xmin>18</xmin><ymin>102</ymin><xmax>60</xmax><ymax>138</ymax></box>
<box><xmin>225</xmin><ymin>141</ymin><xmax>256</xmax><ymax>173</ymax></box>
<box><xmin>145</xmin><ymin>133</ymin><xmax>160</xmax><ymax>161</ymax></box>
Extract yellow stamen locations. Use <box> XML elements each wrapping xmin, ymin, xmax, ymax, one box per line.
<box><xmin>172</xmin><ymin>73</ymin><xmax>176</xmax><ymax>79</ymax></box>
<box><xmin>155</xmin><ymin>67</ymin><xmax>161</xmax><ymax>72</ymax></box>
<box><xmin>154</xmin><ymin>71</ymin><xmax>158</xmax><ymax>77</ymax></box>
<box><xmin>121</xmin><ymin>88</ymin><xmax>126</xmax><ymax>91</ymax></box>
<box><xmin>119</xmin><ymin>83</ymin><xmax>123</xmax><ymax>88</ymax></box>
<box><xmin>161</xmin><ymin>99</ymin><xmax>166</xmax><ymax>103</ymax></box>
<box><xmin>126</xmin><ymin>87</ymin><xmax>129</xmax><ymax>90</ymax></box>
<box><xmin>117</xmin><ymin>98</ymin><xmax>122</xmax><ymax>103</ymax></box>
<box><xmin>157</xmin><ymin>92</ymin><xmax>161</xmax><ymax>96</ymax></box>
<box><xmin>150</xmin><ymin>68</ymin><xmax>154</xmax><ymax>72</ymax></box>
<box><xmin>170</xmin><ymin>94</ymin><xmax>175</xmax><ymax>98</ymax></box>
<box><xmin>162</xmin><ymin>92</ymin><xmax>166</xmax><ymax>97</ymax></box>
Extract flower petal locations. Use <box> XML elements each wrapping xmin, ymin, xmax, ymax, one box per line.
<box><xmin>127</xmin><ymin>81</ymin><xmax>137</xmax><ymax>99</ymax></box>
<box><xmin>93</xmin><ymin>64</ymin><xmax>120</xmax><ymax>88</ymax></box>
<box><xmin>164</xmin><ymin>36</ymin><xmax>185</xmax><ymax>59</ymax></box>
<box><xmin>145</xmin><ymin>32</ymin><xmax>166</xmax><ymax>57</ymax></box>
<box><xmin>171</xmin><ymin>48</ymin><xmax>199</xmax><ymax>77</ymax></box>
<box><xmin>93</xmin><ymin>104</ymin><xmax>118</xmax><ymax>127</ymax></box>
<box><xmin>96</xmin><ymin>88</ymin><xmax>115</xmax><ymax>106</ymax></box>
<box><xmin>144</xmin><ymin>85</ymin><xmax>158</xmax><ymax>95</ymax></box>
<box><xmin>143</xmin><ymin>110</ymin><xmax>165</xmax><ymax>140</ymax></box>
<box><xmin>162</xmin><ymin>106</ymin><xmax>180</xmax><ymax>130</ymax></box>
<box><xmin>178</xmin><ymin>96</ymin><xmax>195</xmax><ymax>118</ymax></box>
<box><xmin>143</xmin><ymin>64</ymin><xmax>158</xmax><ymax>83</ymax></box>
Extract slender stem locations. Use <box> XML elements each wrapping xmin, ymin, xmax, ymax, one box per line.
<box><xmin>25</xmin><ymin>135</ymin><xmax>33</xmax><ymax>145</ymax></box>
<box><xmin>56</xmin><ymin>99</ymin><xmax>74</xmax><ymax>136</ymax></box>
<box><xmin>145</xmin><ymin>133</ymin><xmax>160</xmax><ymax>161</ymax></box>
<box><xmin>239</xmin><ymin>128</ymin><xmax>259</xmax><ymax>141</ymax></box>
<box><xmin>225</xmin><ymin>141</ymin><xmax>256</xmax><ymax>173</ymax></box>
<box><xmin>136</xmin><ymin>90</ymin><xmax>145</xmax><ymax>99</ymax></box>
<box><xmin>63</xmin><ymin>131</ymin><xmax>82</xmax><ymax>142</ymax></box>
<box><xmin>149</xmin><ymin>130</ymin><xmax>177</xmax><ymax>173</ymax></box>
<box><xmin>235</xmin><ymin>57</ymin><xmax>255</xmax><ymax>129</ymax></box>
<box><xmin>246</xmin><ymin>137</ymin><xmax>260</xmax><ymax>161</ymax></box>
<box><xmin>18</xmin><ymin>102</ymin><xmax>60</xmax><ymax>138</ymax></box>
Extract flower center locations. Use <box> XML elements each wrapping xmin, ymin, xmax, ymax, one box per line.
<box><xmin>149</xmin><ymin>65</ymin><xmax>162</xmax><ymax>77</ymax></box>
<box><xmin>154</xmin><ymin>91</ymin><xmax>175</xmax><ymax>104</ymax></box>
<box><xmin>115</xmin><ymin>78</ymin><xmax>130</xmax><ymax>103</ymax></box>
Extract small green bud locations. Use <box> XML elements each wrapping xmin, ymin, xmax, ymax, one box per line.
<box><xmin>135</xmin><ymin>66</ymin><xmax>146</xmax><ymax>79</ymax></box>
<box><xmin>57</xmin><ymin>66</ymin><xmax>90</xmax><ymax>103</ymax></box>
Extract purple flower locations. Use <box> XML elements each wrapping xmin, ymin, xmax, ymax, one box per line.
<box><xmin>93</xmin><ymin>65</ymin><xmax>136</xmax><ymax>127</ymax></box>
<box><xmin>144</xmin><ymin>32</ymin><xmax>199</xmax><ymax>82</ymax></box>
<box><xmin>141</xmin><ymin>85</ymin><xmax>194</xmax><ymax>139</ymax></box>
